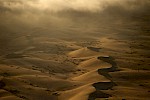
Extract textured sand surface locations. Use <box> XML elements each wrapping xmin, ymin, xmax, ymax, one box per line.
<box><xmin>0</xmin><ymin>0</ymin><xmax>150</xmax><ymax>100</ymax></box>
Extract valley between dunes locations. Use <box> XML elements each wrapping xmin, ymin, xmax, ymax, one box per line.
<box><xmin>0</xmin><ymin>0</ymin><xmax>150</xmax><ymax>100</ymax></box>
<box><xmin>0</xmin><ymin>35</ymin><xmax>150</xmax><ymax>100</ymax></box>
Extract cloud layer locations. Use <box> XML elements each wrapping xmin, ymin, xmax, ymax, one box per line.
<box><xmin>0</xmin><ymin>0</ymin><xmax>149</xmax><ymax>13</ymax></box>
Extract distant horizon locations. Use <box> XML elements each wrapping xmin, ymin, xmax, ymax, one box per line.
<box><xmin>0</xmin><ymin>0</ymin><xmax>149</xmax><ymax>13</ymax></box>
<box><xmin>0</xmin><ymin>0</ymin><xmax>150</xmax><ymax>100</ymax></box>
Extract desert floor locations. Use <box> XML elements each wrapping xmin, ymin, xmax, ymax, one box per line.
<box><xmin>0</xmin><ymin>1</ymin><xmax>150</xmax><ymax>100</ymax></box>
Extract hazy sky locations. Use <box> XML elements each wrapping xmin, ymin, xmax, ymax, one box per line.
<box><xmin>0</xmin><ymin>0</ymin><xmax>149</xmax><ymax>13</ymax></box>
<box><xmin>0</xmin><ymin>0</ymin><xmax>149</xmax><ymax>55</ymax></box>
<box><xmin>0</xmin><ymin>0</ymin><xmax>149</xmax><ymax>31</ymax></box>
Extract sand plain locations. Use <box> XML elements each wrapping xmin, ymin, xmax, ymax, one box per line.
<box><xmin>0</xmin><ymin>0</ymin><xmax>150</xmax><ymax>100</ymax></box>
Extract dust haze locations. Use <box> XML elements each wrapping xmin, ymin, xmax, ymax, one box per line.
<box><xmin>0</xmin><ymin>1</ymin><xmax>150</xmax><ymax>100</ymax></box>
<box><xmin>0</xmin><ymin>0</ymin><xmax>150</xmax><ymax>12</ymax></box>
<box><xmin>0</xmin><ymin>0</ymin><xmax>149</xmax><ymax>54</ymax></box>
<box><xmin>0</xmin><ymin>0</ymin><xmax>149</xmax><ymax>26</ymax></box>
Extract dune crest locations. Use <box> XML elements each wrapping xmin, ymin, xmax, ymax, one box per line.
<box><xmin>59</xmin><ymin>47</ymin><xmax>118</xmax><ymax>100</ymax></box>
<box><xmin>68</xmin><ymin>47</ymin><xmax>101</xmax><ymax>58</ymax></box>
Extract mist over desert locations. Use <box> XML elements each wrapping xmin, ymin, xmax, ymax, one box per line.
<box><xmin>0</xmin><ymin>0</ymin><xmax>150</xmax><ymax>100</ymax></box>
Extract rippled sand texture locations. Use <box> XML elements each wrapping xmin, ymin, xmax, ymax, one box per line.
<box><xmin>0</xmin><ymin>0</ymin><xmax>150</xmax><ymax>100</ymax></box>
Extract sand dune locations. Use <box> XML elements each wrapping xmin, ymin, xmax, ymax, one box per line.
<box><xmin>78</xmin><ymin>57</ymin><xmax>111</xmax><ymax>70</ymax></box>
<box><xmin>0</xmin><ymin>65</ymin><xmax>79</xmax><ymax>100</ymax></box>
<box><xmin>68</xmin><ymin>47</ymin><xmax>101</xmax><ymax>58</ymax></box>
<box><xmin>59</xmin><ymin>84</ymin><xmax>95</xmax><ymax>100</ymax></box>
<box><xmin>1</xmin><ymin>42</ymin><xmax>150</xmax><ymax>100</ymax></box>
<box><xmin>105</xmin><ymin>69</ymin><xmax>150</xmax><ymax>100</ymax></box>
<box><xmin>59</xmin><ymin>48</ymin><xmax>119</xmax><ymax>100</ymax></box>
<box><xmin>72</xmin><ymin>70</ymin><xmax>110</xmax><ymax>83</ymax></box>
<box><xmin>61</xmin><ymin>45</ymin><xmax>150</xmax><ymax>100</ymax></box>
<box><xmin>0</xmin><ymin>0</ymin><xmax>149</xmax><ymax>99</ymax></box>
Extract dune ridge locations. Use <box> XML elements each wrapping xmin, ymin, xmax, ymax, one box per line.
<box><xmin>1</xmin><ymin>41</ymin><xmax>149</xmax><ymax>100</ymax></box>
<box><xmin>0</xmin><ymin>0</ymin><xmax>150</xmax><ymax>99</ymax></box>
<box><xmin>59</xmin><ymin>47</ymin><xmax>118</xmax><ymax>100</ymax></box>
<box><xmin>88</xmin><ymin>56</ymin><xmax>118</xmax><ymax>100</ymax></box>
<box><xmin>68</xmin><ymin>47</ymin><xmax>101</xmax><ymax>58</ymax></box>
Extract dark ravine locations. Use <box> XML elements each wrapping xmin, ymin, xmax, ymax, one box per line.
<box><xmin>88</xmin><ymin>56</ymin><xmax>118</xmax><ymax>100</ymax></box>
<box><xmin>66</xmin><ymin>47</ymin><xmax>119</xmax><ymax>100</ymax></box>
<box><xmin>0</xmin><ymin>80</ymin><xmax>5</xmax><ymax>89</ymax></box>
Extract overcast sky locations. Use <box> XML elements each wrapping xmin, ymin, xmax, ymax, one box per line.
<box><xmin>0</xmin><ymin>0</ymin><xmax>149</xmax><ymax>54</ymax></box>
<box><xmin>0</xmin><ymin>0</ymin><xmax>149</xmax><ymax>13</ymax></box>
